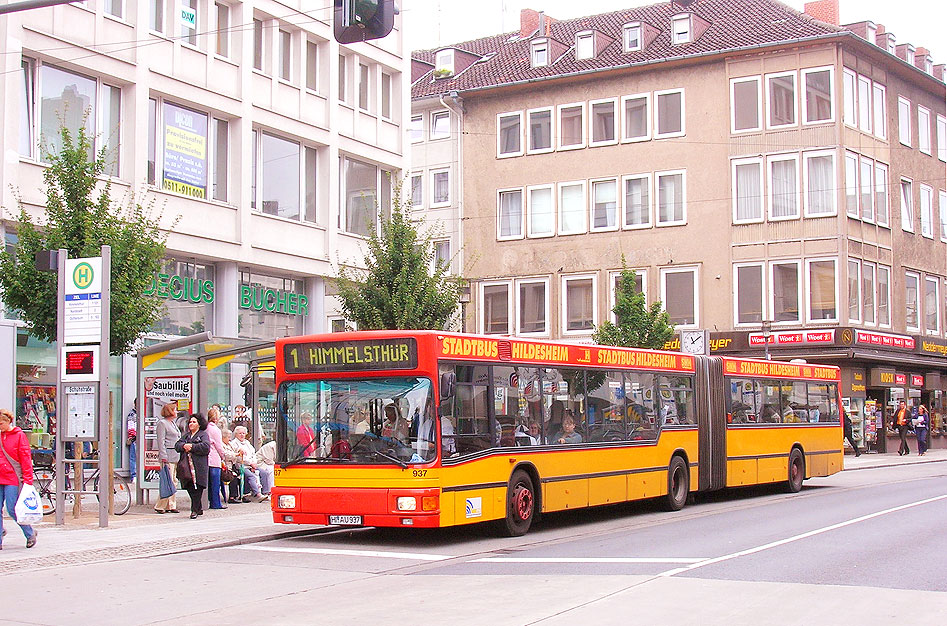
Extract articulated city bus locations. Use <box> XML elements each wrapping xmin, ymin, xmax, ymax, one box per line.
<box><xmin>271</xmin><ymin>331</ymin><xmax>843</xmax><ymax>535</ymax></box>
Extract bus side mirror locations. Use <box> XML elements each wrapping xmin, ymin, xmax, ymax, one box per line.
<box><xmin>440</xmin><ymin>372</ymin><xmax>456</xmax><ymax>401</ymax></box>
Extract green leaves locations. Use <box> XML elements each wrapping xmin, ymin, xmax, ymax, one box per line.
<box><xmin>592</xmin><ymin>257</ymin><xmax>674</xmax><ymax>350</ymax></box>
<box><xmin>0</xmin><ymin>123</ymin><xmax>170</xmax><ymax>355</ymax></box>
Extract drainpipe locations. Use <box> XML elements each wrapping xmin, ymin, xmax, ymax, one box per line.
<box><xmin>439</xmin><ymin>91</ymin><xmax>465</xmax><ymax>329</ymax></box>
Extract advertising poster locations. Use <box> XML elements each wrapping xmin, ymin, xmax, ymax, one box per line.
<box><xmin>162</xmin><ymin>101</ymin><xmax>207</xmax><ymax>199</ymax></box>
<box><xmin>140</xmin><ymin>369</ymin><xmax>196</xmax><ymax>487</ymax></box>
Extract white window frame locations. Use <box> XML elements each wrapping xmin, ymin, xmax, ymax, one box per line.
<box><xmin>803</xmin><ymin>149</ymin><xmax>837</xmax><ymax>217</ymax></box>
<box><xmin>898</xmin><ymin>97</ymin><xmax>912</xmax><ymax>146</ymax></box>
<box><xmin>842</xmin><ymin>68</ymin><xmax>857</xmax><ymax>128</ymax></box>
<box><xmin>215</xmin><ymin>2</ymin><xmax>231</xmax><ymax>59</ymax></box>
<box><xmin>531</xmin><ymin>39</ymin><xmax>549</xmax><ymax>68</ymax></box>
<box><xmin>656</xmin><ymin>169</ymin><xmax>687</xmax><ymax>226</ymax></box>
<box><xmin>671</xmin><ymin>14</ymin><xmax>691</xmax><ymax>45</ymax></box>
<box><xmin>432</xmin><ymin>239</ymin><xmax>451</xmax><ymax>273</ymax></box>
<box><xmin>767</xmin><ymin>153</ymin><xmax>801</xmax><ymax>221</ymax></box>
<box><xmin>623</xmin><ymin>22</ymin><xmax>642</xmax><ymax>52</ymax></box>
<box><xmin>654</xmin><ymin>88</ymin><xmax>685</xmax><ymax>139</ymax></box>
<box><xmin>765</xmin><ymin>70</ymin><xmax>797</xmax><ymax>129</ymax></box>
<box><xmin>557</xmin><ymin>180</ymin><xmax>587</xmax><ymax>236</ymax></box>
<box><xmin>905</xmin><ymin>271</ymin><xmax>921</xmax><ymax>332</ymax></box>
<box><xmin>526</xmin><ymin>106</ymin><xmax>554</xmax><ymax>154</ymax></box>
<box><xmin>480</xmin><ymin>280</ymin><xmax>512</xmax><ymax>335</ymax></box>
<box><xmin>925</xmin><ymin>275</ymin><xmax>940</xmax><ymax>336</ymax></box>
<box><xmin>730</xmin><ymin>76</ymin><xmax>762</xmax><ymax>133</ymax></box>
<box><xmin>660</xmin><ymin>265</ymin><xmax>699</xmax><ymax>328</ymax></box>
<box><xmin>801</xmin><ymin>66</ymin><xmax>834</xmax><ymax>125</ymax></box>
<box><xmin>941</xmin><ymin>190</ymin><xmax>947</xmax><ymax>243</ymax></box>
<box><xmin>621</xmin><ymin>173</ymin><xmax>652</xmax><ymax>230</ymax></box>
<box><xmin>920</xmin><ymin>184</ymin><xmax>934</xmax><ymax>239</ymax></box>
<box><xmin>937</xmin><ymin>114</ymin><xmax>947</xmax><ymax>162</ymax></box>
<box><xmin>435</xmin><ymin>49</ymin><xmax>454</xmax><ymax>75</ymax></box>
<box><xmin>620</xmin><ymin>92</ymin><xmax>651</xmax><ymax>142</ymax></box>
<box><xmin>918</xmin><ymin>106</ymin><xmax>932</xmax><ymax>155</ymax></box>
<box><xmin>556</xmin><ymin>102</ymin><xmax>586</xmax><ymax>150</ymax></box>
<box><xmin>609</xmin><ymin>268</ymin><xmax>647</xmax><ymax>324</ymax></box>
<box><xmin>806</xmin><ymin>257</ymin><xmax>839</xmax><ymax>324</ymax></box>
<box><xmin>857</xmin><ymin>74</ymin><xmax>872</xmax><ymax>133</ymax></box>
<box><xmin>496</xmin><ymin>111</ymin><xmax>524</xmax><ymax>158</ymax></box>
<box><xmin>900</xmin><ymin>177</ymin><xmax>914</xmax><ymax>233</ymax></box>
<box><xmin>496</xmin><ymin>187</ymin><xmax>525</xmax><ymax>240</ymax></box>
<box><xmin>844</xmin><ymin>151</ymin><xmax>859</xmax><ymax>218</ymax></box>
<box><xmin>770</xmin><ymin>260</ymin><xmax>802</xmax><ymax>325</ymax></box>
<box><xmin>589</xmin><ymin>177</ymin><xmax>620</xmax><ymax>232</ymax></box>
<box><xmin>575</xmin><ymin>31</ymin><xmax>594</xmax><ymax>61</ymax></box>
<box><xmin>732</xmin><ymin>157</ymin><xmax>764</xmax><ymax>224</ymax></box>
<box><xmin>516</xmin><ymin>277</ymin><xmax>550</xmax><ymax>336</ymax></box>
<box><xmin>526</xmin><ymin>184</ymin><xmax>556</xmax><ymax>238</ymax></box>
<box><xmin>877</xmin><ymin>265</ymin><xmax>891</xmax><ymax>328</ymax></box>
<box><xmin>430</xmin><ymin>110</ymin><xmax>450</xmax><ymax>141</ymax></box>
<box><xmin>430</xmin><ymin>167</ymin><xmax>450</xmax><ymax>208</ymax></box>
<box><xmin>588</xmin><ymin>97</ymin><xmax>618</xmax><ymax>147</ymax></box>
<box><xmin>872</xmin><ymin>82</ymin><xmax>886</xmax><ymax>140</ymax></box>
<box><xmin>380</xmin><ymin>71</ymin><xmax>392</xmax><ymax>120</ymax></box>
<box><xmin>409</xmin><ymin>172</ymin><xmax>423</xmax><ymax>209</ymax></box>
<box><xmin>860</xmin><ymin>156</ymin><xmax>875</xmax><ymax>223</ymax></box>
<box><xmin>848</xmin><ymin>259</ymin><xmax>862</xmax><ymax>324</ymax></box>
<box><xmin>875</xmin><ymin>161</ymin><xmax>889</xmax><ymax>228</ymax></box>
<box><xmin>862</xmin><ymin>262</ymin><xmax>876</xmax><ymax>326</ymax></box>
<box><xmin>733</xmin><ymin>262</ymin><xmax>766</xmax><ymax>327</ymax></box>
<box><xmin>279</xmin><ymin>29</ymin><xmax>294</xmax><ymax>83</ymax></box>
<box><xmin>409</xmin><ymin>114</ymin><xmax>423</xmax><ymax>143</ymax></box>
<box><xmin>561</xmin><ymin>274</ymin><xmax>598</xmax><ymax>336</ymax></box>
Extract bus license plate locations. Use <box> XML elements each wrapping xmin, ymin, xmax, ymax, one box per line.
<box><xmin>329</xmin><ymin>515</ymin><xmax>362</xmax><ymax>526</ymax></box>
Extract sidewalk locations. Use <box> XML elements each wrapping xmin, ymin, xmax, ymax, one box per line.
<box><xmin>842</xmin><ymin>446</ymin><xmax>947</xmax><ymax>470</ymax></box>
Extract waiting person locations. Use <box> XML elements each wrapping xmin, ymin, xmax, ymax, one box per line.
<box><xmin>205</xmin><ymin>407</ymin><xmax>227</xmax><ymax>509</ymax></box>
<box><xmin>174</xmin><ymin>414</ymin><xmax>211</xmax><ymax>519</ymax></box>
<box><xmin>894</xmin><ymin>400</ymin><xmax>911</xmax><ymax>456</ymax></box>
<box><xmin>257</xmin><ymin>438</ymin><xmax>276</xmax><ymax>495</ymax></box>
<box><xmin>843</xmin><ymin>413</ymin><xmax>861</xmax><ymax>457</ymax></box>
<box><xmin>125</xmin><ymin>399</ymin><xmax>138</xmax><ymax>481</ymax></box>
<box><xmin>0</xmin><ymin>408</ymin><xmax>37</xmax><ymax>549</ymax></box>
<box><xmin>221</xmin><ymin>429</ymin><xmax>242</xmax><ymax>504</ymax></box>
<box><xmin>553</xmin><ymin>414</ymin><xmax>582</xmax><ymax>445</ymax></box>
<box><xmin>155</xmin><ymin>403</ymin><xmax>182</xmax><ymax>514</ymax></box>
<box><xmin>233</xmin><ymin>426</ymin><xmax>264</xmax><ymax>501</ymax></box>
<box><xmin>915</xmin><ymin>404</ymin><xmax>930</xmax><ymax>456</ymax></box>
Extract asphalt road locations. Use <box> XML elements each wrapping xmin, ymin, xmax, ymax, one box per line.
<box><xmin>5</xmin><ymin>463</ymin><xmax>946</xmax><ymax>625</ymax></box>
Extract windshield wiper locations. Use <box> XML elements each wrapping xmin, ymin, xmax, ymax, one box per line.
<box><xmin>280</xmin><ymin>456</ymin><xmax>349</xmax><ymax>468</ymax></box>
<box><xmin>369</xmin><ymin>446</ymin><xmax>408</xmax><ymax>469</ymax></box>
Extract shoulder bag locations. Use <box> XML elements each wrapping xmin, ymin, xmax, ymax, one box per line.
<box><xmin>220</xmin><ymin>463</ymin><xmax>235</xmax><ymax>483</ymax></box>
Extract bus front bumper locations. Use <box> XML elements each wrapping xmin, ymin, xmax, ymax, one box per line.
<box><xmin>270</xmin><ymin>486</ymin><xmax>441</xmax><ymax>528</ymax></box>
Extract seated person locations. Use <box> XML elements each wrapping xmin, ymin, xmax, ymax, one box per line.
<box><xmin>233</xmin><ymin>426</ymin><xmax>265</xmax><ymax>502</ymax></box>
<box><xmin>256</xmin><ymin>437</ymin><xmax>276</xmax><ymax>496</ymax></box>
<box><xmin>782</xmin><ymin>404</ymin><xmax>799</xmax><ymax>423</ymax></box>
<box><xmin>352</xmin><ymin>407</ymin><xmax>370</xmax><ymax>435</ymax></box>
<box><xmin>441</xmin><ymin>415</ymin><xmax>456</xmax><ymax>456</ymax></box>
<box><xmin>329</xmin><ymin>427</ymin><xmax>352</xmax><ymax>460</ymax></box>
<box><xmin>553</xmin><ymin>414</ymin><xmax>582</xmax><ymax>444</ymax></box>
<box><xmin>381</xmin><ymin>404</ymin><xmax>408</xmax><ymax>442</ymax></box>
<box><xmin>514</xmin><ymin>421</ymin><xmax>542</xmax><ymax>446</ymax></box>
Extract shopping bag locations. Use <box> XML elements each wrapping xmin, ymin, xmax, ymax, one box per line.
<box><xmin>15</xmin><ymin>484</ymin><xmax>43</xmax><ymax>525</ymax></box>
<box><xmin>158</xmin><ymin>464</ymin><xmax>175</xmax><ymax>499</ymax></box>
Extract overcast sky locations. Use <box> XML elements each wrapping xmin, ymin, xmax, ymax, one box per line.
<box><xmin>403</xmin><ymin>0</ymin><xmax>946</xmax><ymax>61</ymax></box>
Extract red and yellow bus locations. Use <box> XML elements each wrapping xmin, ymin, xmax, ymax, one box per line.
<box><xmin>271</xmin><ymin>331</ymin><xmax>842</xmax><ymax>535</ymax></box>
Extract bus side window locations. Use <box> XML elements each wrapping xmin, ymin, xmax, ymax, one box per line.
<box><xmin>453</xmin><ymin>365</ymin><xmax>491</xmax><ymax>456</ymax></box>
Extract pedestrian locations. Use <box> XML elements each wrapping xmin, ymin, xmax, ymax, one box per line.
<box><xmin>914</xmin><ymin>404</ymin><xmax>930</xmax><ymax>456</ymax></box>
<box><xmin>843</xmin><ymin>413</ymin><xmax>861</xmax><ymax>456</ymax></box>
<box><xmin>155</xmin><ymin>403</ymin><xmax>182</xmax><ymax>514</ymax></box>
<box><xmin>126</xmin><ymin>399</ymin><xmax>138</xmax><ymax>482</ymax></box>
<box><xmin>205</xmin><ymin>407</ymin><xmax>227</xmax><ymax>510</ymax></box>
<box><xmin>894</xmin><ymin>400</ymin><xmax>911</xmax><ymax>456</ymax></box>
<box><xmin>174</xmin><ymin>414</ymin><xmax>211</xmax><ymax>519</ymax></box>
<box><xmin>0</xmin><ymin>408</ymin><xmax>38</xmax><ymax>549</ymax></box>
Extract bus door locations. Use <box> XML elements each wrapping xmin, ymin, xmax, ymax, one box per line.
<box><xmin>696</xmin><ymin>356</ymin><xmax>727</xmax><ymax>491</ymax></box>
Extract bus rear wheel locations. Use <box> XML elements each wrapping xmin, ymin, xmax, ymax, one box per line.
<box><xmin>786</xmin><ymin>448</ymin><xmax>805</xmax><ymax>493</ymax></box>
<box><xmin>503</xmin><ymin>470</ymin><xmax>535</xmax><ymax>536</ymax></box>
<box><xmin>663</xmin><ymin>456</ymin><xmax>689</xmax><ymax>511</ymax></box>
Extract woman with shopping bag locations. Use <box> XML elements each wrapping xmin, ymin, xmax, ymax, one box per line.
<box><xmin>174</xmin><ymin>414</ymin><xmax>210</xmax><ymax>519</ymax></box>
<box><xmin>0</xmin><ymin>408</ymin><xmax>38</xmax><ymax>549</ymax></box>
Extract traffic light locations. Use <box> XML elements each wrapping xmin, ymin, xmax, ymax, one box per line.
<box><xmin>334</xmin><ymin>0</ymin><xmax>395</xmax><ymax>44</ymax></box>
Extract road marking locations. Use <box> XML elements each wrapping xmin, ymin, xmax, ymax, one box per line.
<box><xmin>236</xmin><ymin>545</ymin><xmax>452</xmax><ymax>561</ymax></box>
<box><xmin>659</xmin><ymin>493</ymin><xmax>947</xmax><ymax>577</ymax></box>
<box><xmin>474</xmin><ymin>557</ymin><xmax>706</xmax><ymax>564</ymax></box>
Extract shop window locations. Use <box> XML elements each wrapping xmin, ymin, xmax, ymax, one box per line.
<box><xmin>661</xmin><ymin>267</ymin><xmax>698</xmax><ymax>327</ymax></box>
<box><xmin>482</xmin><ymin>282</ymin><xmax>511</xmax><ymax>334</ymax></box>
<box><xmin>238</xmin><ymin>272</ymin><xmax>307</xmax><ymax>340</ymax></box>
<box><xmin>735</xmin><ymin>263</ymin><xmax>764</xmax><ymax>325</ymax></box>
<box><xmin>147</xmin><ymin>259</ymin><xmax>216</xmax><ymax>336</ymax></box>
<box><xmin>731</xmin><ymin>77</ymin><xmax>761</xmax><ymax>133</ymax></box>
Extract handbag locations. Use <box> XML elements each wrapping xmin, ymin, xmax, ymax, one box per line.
<box><xmin>176</xmin><ymin>453</ymin><xmax>194</xmax><ymax>483</ymax></box>
<box><xmin>220</xmin><ymin>463</ymin><xmax>235</xmax><ymax>483</ymax></box>
<box><xmin>158</xmin><ymin>464</ymin><xmax>175</xmax><ymax>499</ymax></box>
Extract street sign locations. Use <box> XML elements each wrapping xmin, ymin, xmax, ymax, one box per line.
<box><xmin>64</xmin><ymin>257</ymin><xmax>103</xmax><ymax>343</ymax></box>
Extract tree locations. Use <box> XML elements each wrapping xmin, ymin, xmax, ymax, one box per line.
<box><xmin>593</xmin><ymin>258</ymin><xmax>675</xmax><ymax>349</ymax></box>
<box><xmin>0</xmin><ymin>125</ymin><xmax>171</xmax><ymax>355</ymax></box>
<box><xmin>335</xmin><ymin>184</ymin><xmax>465</xmax><ymax>330</ymax></box>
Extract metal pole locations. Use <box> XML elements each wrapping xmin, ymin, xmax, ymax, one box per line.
<box><xmin>55</xmin><ymin>249</ymin><xmax>66</xmax><ymax>526</ymax></box>
<box><xmin>98</xmin><ymin>245</ymin><xmax>111</xmax><ymax>528</ymax></box>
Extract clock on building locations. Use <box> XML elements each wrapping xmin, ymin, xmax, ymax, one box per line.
<box><xmin>680</xmin><ymin>329</ymin><xmax>709</xmax><ymax>356</ymax></box>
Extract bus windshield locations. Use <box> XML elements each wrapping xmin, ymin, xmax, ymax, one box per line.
<box><xmin>278</xmin><ymin>377</ymin><xmax>436</xmax><ymax>466</ymax></box>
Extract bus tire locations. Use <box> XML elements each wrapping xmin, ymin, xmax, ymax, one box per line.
<box><xmin>663</xmin><ymin>455</ymin><xmax>689</xmax><ymax>511</ymax></box>
<box><xmin>786</xmin><ymin>448</ymin><xmax>805</xmax><ymax>493</ymax></box>
<box><xmin>502</xmin><ymin>469</ymin><xmax>535</xmax><ymax>536</ymax></box>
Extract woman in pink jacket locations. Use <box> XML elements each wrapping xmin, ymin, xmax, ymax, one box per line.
<box><xmin>0</xmin><ymin>408</ymin><xmax>37</xmax><ymax>549</ymax></box>
<box><xmin>206</xmin><ymin>407</ymin><xmax>227</xmax><ymax>509</ymax></box>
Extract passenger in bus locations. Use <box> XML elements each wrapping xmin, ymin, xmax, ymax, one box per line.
<box><xmin>296</xmin><ymin>412</ymin><xmax>317</xmax><ymax>457</ymax></box>
<box><xmin>553</xmin><ymin>414</ymin><xmax>582</xmax><ymax>444</ymax></box>
<box><xmin>352</xmin><ymin>407</ymin><xmax>370</xmax><ymax>435</ymax></box>
<box><xmin>441</xmin><ymin>414</ymin><xmax>456</xmax><ymax>456</ymax></box>
<box><xmin>761</xmin><ymin>404</ymin><xmax>780</xmax><ymax>423</ymax></box>
<box><xmin>381</xmin><ymin>405</ymin><xmax>408</xmax><ymax>442</ymax></box>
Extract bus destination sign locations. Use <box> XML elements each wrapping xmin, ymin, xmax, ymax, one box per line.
<box><xmin>283</xmin><ymin>338</ymin><xmax>418</xmax><ymax>374</ymax></box>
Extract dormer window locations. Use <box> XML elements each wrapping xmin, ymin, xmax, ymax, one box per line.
<box><xmin>531</xmin><ymin>39</ymin><xmax>549</xmax><ymax>67</ymax></box>
<box><xmin>865</xmin><ymin>22</ymin><xmax>876</xmax><ymax>45</ymax></box>
<box><xmin>435</xmin><ymin>49</ymin><xmax>454</xmax><ymax>77</ymax></box>
<box><xmin>671</xmin><ymin>14</ymin><xmax>691</xmax><ymax>45</ymax></box>
<box><xmin>885</xmin><ymin>34</ymin><xmax>896</xmax><ymax>54</ymax></box>
<box><xmin>623</xmin><ymin>22</ymin><xmax>642</xmax><ymax>52</ymax></box>
<box><xmin>925</xmin><ymin>58</ymin><xmax>933</xmax><ymax>74</ymax></box>
<box><xmin>576</xmin><ymin>31</ymin><xmax>594</xmax><ymax>60</ymax></box>
<box><xmin>906</xmin><ymin>45</ymin><xmax>915</xmax><ymax>65</ymax></box>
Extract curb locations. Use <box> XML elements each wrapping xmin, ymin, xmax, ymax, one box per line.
<box><xmin>843</xmin><ymin>455</ymin><xmax>947</xmax><ymax>471</ymax></box>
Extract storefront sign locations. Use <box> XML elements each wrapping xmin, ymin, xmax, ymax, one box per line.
<box><xmin>239</xmin><ymin>285</ymin><xmax>309</xmax><ymax>316</ymax></box>
<box><xmin>895</xmin><ymin>374</ymin><xmax>907</xmax><ymax>385</ymax></box>
<box><xmin>911</xmin><ymin>374</ymin><xmax>924</xmax><ymax>387</ymax></box>
<box><xmin>162</xmin><ymin>102</ymin><xmax>207</xmax><ymax>199</ymax></box>
<box><xmin>869</xmin><ymin>367</ymin><xmax>897</xmax><ymax>387</ymax></box>
<box><xmin>925</xmin><ymin>372</ymin><xmax>941</xmax><ymax>391</ymax></box>
<box><xmin>143</xmin><ymin>273</ymin><xmax>214</xmax><ymax>303</ymax></box>
<box><xmin>748</xmin><ymin>330</ymin><xmax>835</xmax><ymax>346</ymax></box>
<box><xmin>843</xmin><ymin>368</ymin><xmax>867</xmax><ymax>397</ymax></box>
<box><xmin>917</xmin><ymin>338</ymin><xmax>947</xmax><ymax>356</ymax></box>
<box><xmin>852</xmin><ymin>330</ymin><xmax>915</xmax><ymax>350</ymax></box>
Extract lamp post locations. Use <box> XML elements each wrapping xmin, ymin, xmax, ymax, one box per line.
<box><xmin>458</xmin><ymin>286</ymin><xmax>471</xmax><ymax>334</ymax></box>
<box><xmin>761</xmin><ymin>319</ymin><xmax>771</xmax><ymax>360</ymax></box>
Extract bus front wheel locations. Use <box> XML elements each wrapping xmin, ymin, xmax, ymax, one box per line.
<box><xmin>663</xmin><ymin>456</ymin><xmax>689</xmax><ymax>511</ymax></box>
<box><xmin>503</xmin><ymin>470</ymin><xmax>535</xmax><ymax>536</ymax></box>
<box><xmin>786</xmin><ymin>448</ymin><xmax>805</xmax><ymax>493</ymax></box>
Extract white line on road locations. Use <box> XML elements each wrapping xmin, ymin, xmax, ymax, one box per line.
<box><xmin>659</xmin><ymin>493</ymin><xmax>947</xmax><ymax>577</ymax></box>
<box><xmin>235</xmin><ymin>545</ymin><xmax>453</xmax><ymax>561</ymax></box>
<box><xmin>474</xmin><ymin>557</ymin><xmax>706</xmax><ymax>564</ymax></box>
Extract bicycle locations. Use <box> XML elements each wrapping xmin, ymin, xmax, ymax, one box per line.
<box><xmin>30</xmin><ymin>450</ymin><xmax>132</xmax><ymax>516</ymax></box>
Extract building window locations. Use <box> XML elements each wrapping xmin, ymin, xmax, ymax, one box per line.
<box><xmin>215</xmin><ymin>3</ymin><xmax>230</xmax><ymax>58</ymax></box>
<box><xmin>925</xmin><ymin>276</ymin><xmax>940</xmax><ymax>335</ymax></box>
<box><xmin>381</xmin><ymin>72</ymin><xmax>391</xmax><ymax>119</ymax></box>
<box><xmin>862</xmin><ymin>262</ymin><xmax>876</xmax><ymax>325</ymax></box>
<box><xmin>150</xmin><ymin>0</ymin><xmax>164</xmax><ymax>32</ymax></box>
<box><xmin>497</xmin><ymin>189</ymin><xmax>524</xmax><ymax>239</ymax></box>
<box><xmin>905</xmin><ymin>46</ymin><xmax>915</xmax><ymax>65</ymax></box>
<box><xmin>497</xmin><ymin>112</ymin><xmax>523</xmax><ymax>157</ymax></box>
<box><xmin>844</xmin><ymin>152</ymin><xmax>859</xmax><ymax>218</ymax></box>
<box><xmin>623</xmin><ymin>23</ymin><xmax>641</xmax><ymax>52</ymax></box>
<box><xmin>735</xmin><ymin>264</ymin><xmax>764</xmax><ymax>325</ymax></box>
<box><xmin>807</xmin><ymin>259</ymin><xmax>837</xmax><ymax>322</ymax></box>
<box><xmin>623</xmin><ymin>174</ymin><xmax>651</xmax><ymax>228</ymax></box>
<box><xmin>18</xmin><ymin>60</ymin><xmax>34</xmax><ymax>158</ymax></box>
<box><xmin>860</xmin><ymin>157</ymin><xmax>874</xmax><ymax>223</ymax></box>
<box><xmin>557</xmin><ymin>103</ymin><xmax>585</xmax><ymax>149</ymax></box>
<box><xmin>877</xmin><ymin>265</ymin><xmax>890</xmax><ymax>326</ymax></box>
<box><xmin>278</xmin><ymin>30</ymin><xmax>293</xmax><ymax>81</ymax></box>
<box><xmin>873</xmin><ymin>82</ymin><xmax>886</xmax><ymax>140</ymax></box>
<box><xmin>517</xmin><ymin>279</ymin><xmax>548</xmax><ymax>335</ymax></box>
<box><xmin>338</xmin><ymin>54</ymin><xmax>347</xmax><ymax>103</ymax></box>
<box><xmin>941</xmin><ymin>191</ymin><xmax>947</xmax><ymax>242</ymax></box>
<box><xmin>848</xmin><ymin>260</ymin><xmax>861</xmax><ymax>323</ymax></box>
<box><xmin>655</xmin><ymin>89</ymin><xmax>684</xmax><ymax>137</ymax></box>
<box><xmin>590</xmin><ymin>98</ymin><xmax>617</xmax><ymax>146</ymax></box>
<box><xmin>769</xmin><ymin>155</ymin><xmax>799</xmax><ymax>220</ymax></box>
<box><xmin>527</xmin><ymin>185</ymin><xmax>554</xmax><ymax>237</ymax></box>
<box><xmin>433</xmin><ymin>240</ymin><xmax>451</xmax><ymax>271</ymax></box>
<box><xmin>766</xmin><ymin>72</ymin><xmax>796</xmax><ymax>128</ymax></box>
<box><xmin>771</xmin><ymin>261</ymin><xmax>801</xmax><ymax>323</ymax></box>
<box><xmin>180</xmin><ymin>0</ymin><xmax>197</xmax><ymax>46</ymax></box>
<box><xmin>731</xmin><ymin>77</ymin><xmax>761</xmax><ymax>133</ymax></box>
<box><xmin>900</xmin><ymin>178</ymin><xmax>914</xmax><ymax>232</ymax></box>
<box><xmin>563</xmin><ymin>275</ymin><xmax>596</xmax><ymax>333</ymax></box>
<box><xmin>920</xmin><ymin>184</ymin><xmax>934</xmax><ymax>238</ymax></box>
<box><xmin>898</xmin><ymin>97</ymin><xmax>911</xmax><ymax>146</ymax></box>
<box><xmin>905</xmin><ymin>272</ymin><xmax>920</xmax><ymax>331</ymax></box>
<box><xmin>430</xmin><ymin>110</ymin><xmax>450</xmax><ymax>140</ymax></box>
<box><xmin>590</xmin><ymin>178</ymin><xmax>618</xmax><ymax>231</ymax></box>
<box><xmin>803</xmin><ymin>151</ymin><xmax>835</xmax><ymax>216</ymax></box>
<box><xmin>482</xmin><ymin>283</ymin><xmax>511</xmax><ymax>335</ymax></box>
<box><xmin>656</xmin><ymin>170</ymin><xmax>686</xmax><ymax>225</ymax></box>
<box><xmin>252</xmin><ymin>130</ymin><xmax>317</xmax><ymax>223</ymax></box>
<box><xmin>576</xmin><ymin>32</ymin><xmax>594</xmax><ymax>60</ymax></box>
<box><xmin>622</xmin><ymin>93</ymin><xmax>650</xmax><ymax>141</ymax></box>
<box><xmin>733</xmin><ymin>158</ymin><xmax>763</xmax><ymax>223</ymax></box>
<box><xmin>211</xmin><ymin>118</ymin><xmax>228</xmax><ymax>202</ymax></box>
<box><xmin>410</xmin><ymin>173</ymin><xmax>422</xmax><ymax>208</ymax></box>
<box><xmin>671</xmin><ymin>14</ymin><xmax>691</xmax><ymax>45</ymax></box>
<box><xmin>527</xmin><ymin>107</ymin><xmax>553</xmax><ymax>153</ymax></box>
<box><xmin>531</xmin><ymin>39</ymin><xmax>549</xmax><ymax>67</ymax></box>
<box><xmin>409</xmin><ymin>114</ymin><xmax>422</xmax><ymax>143</ymax></box>
<box><xmin>802</xmin><ymin>67</ymin><xmax>833</xmax><ymax>124</ymax></box>
<box><xmin>431</xmin><ymin>169</ymin><xmax>450</xmax><ymax>207</ymax></box>
<box><xmin>558</xmin><ymin>181</ymin><xmax>586</xmax><ymax>235</ymax></box>
<box><xmin>661</xmin><ymin>267</ymin><xmax>698</xmax><ymax>327</ymax></box>
<box><xmin>918</xmin><ymin>106</ymin><xmax>932</xmax><ymax>155</ymax></box>
<box><xmin>857</xmin><ymin>75</ymin><xmax>872</xmax><ymax>133</ymax></box>
<box><xmin>358</xmin><ymin>63</ymin><xmax>370</xmax><ymax>111</ymax></box>
<box><xmin>155</xmin><ymin>101</ymin><xmax>218</xmax><ymax>199</ymax></box>
<box><xmin>875</xmin><ymin>162</ymin><xmax>889</xmax><ymax>227</ymax></box>
<box><xmin>937</xmin><ymin>115</ymin><xmax>947</xmax><ymax>162</ymax></box>
<box><xmin>147</xmin><ymin>98</ymin><xmax>156</xmax><ymax>184</ymax></box>
<box><xmin>842</xmin><ymin>69</ymin><xmax>856</xmax><ymax>127</ymax></box>
<box><xmin>306</xmin><ymin>41</ymin><xmax>318</xmax><ymax>91</ymax></box>
<box><xmin>253</xmin><ymin>19</ymin><xmax>264</xmax><ymax>71</ymax></box>
<box><xmin>435</xmin><ymin>49</ymin><xmax>454</xmax><ymax>75</ymax></box>
<box><xmin>342</xmin><ymin>157</ymin><xmax>381</xmax><ymax>236</ymax></box>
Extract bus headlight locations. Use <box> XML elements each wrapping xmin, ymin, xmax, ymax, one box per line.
<box><xmin>278</xmin><ymin>495</ymin><xmax>296</xmax><ymax>509</ymax></box>
<box><xmin>396</xmin><ymin>496</ymin><xmax>417</xmax><ymax>511</ymax></box>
